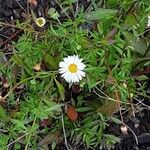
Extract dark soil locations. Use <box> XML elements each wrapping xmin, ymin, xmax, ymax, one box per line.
<box><xmin>0</xmin><ymin>0</ymin><xmax>150</xmax><ymax>150</ymax></box>
<box><xmin>109</xmin><ymin>109</ymin><xmax>150</xmax><ymax>150</ymax></box>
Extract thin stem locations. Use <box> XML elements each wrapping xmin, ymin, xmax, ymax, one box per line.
<box><xmin>55</xmin><ymin>0</ymin><xmax>71</xmax><ymax>20</ymax></box>
<box><xmin>125</xmin><ymin>124</ymin><xmax>138</xmax><ymax>145</ymax></box>
<box><xmin>61</xmin><ymin>115</ymin><xmax>71</xmax><ymax>150</ymax></box>
<box><xmin>3</xmin><ymin>133</ymin><xmax>28</xmax><ymax>150</ymax></box>
<box><xmin>93</xmin><ymin>88</ymin><xmax>131</xmax><ymax>105</ymax></box>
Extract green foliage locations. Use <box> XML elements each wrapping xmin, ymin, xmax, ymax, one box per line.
<box><xmin>0</xmin><ymin>0</ymin><xmax>149</xmax><ymax>149</ymax></box>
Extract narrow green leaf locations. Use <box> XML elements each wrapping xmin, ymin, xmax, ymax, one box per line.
<box><xmin>45</xmin><ymin>54</ymin><xmax>58</xmax><ymax>70</ymax></box>
<box><xmin>83</xmin><ymin>8</ymin><xmax>117</xmax><ymax>21</ymax></box>
<box><xmin>76</xmin><ymin>107</ymin><xmax>92</xmax><ymax>112</ymax></box>
<box><xmin>104</xmin><ymin>134</ymin><xmax>121</xmax><ymax>143</ymax></box>
<box><xmin>54</xmin><ymin>78</ymin><xmax>65</xmax><ymax>101</ymax></box>
<box><xmin>11</xmin><ymin>119</ymin><xmax>27</xmax><ymax>131</ymax></box>
<box><xmin>0</xmin><ymin>105</ymin><xmax>7</xmax><ymax>120</ymax></box>
<box><xmin>109</xmin><ymin>116</ymin><xmax>122</xmax><ymax>124</ymax></box>
<box><xmin>45</xmin><ymin>104</ymin><xmax>63</xmax><ymax>112</ymax></box>
<box><xmin>135</xmin><ymin>75</ymin><xmax>149</xmax><ymax>81</ymax></box>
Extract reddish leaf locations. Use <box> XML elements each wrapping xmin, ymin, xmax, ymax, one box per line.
<box><xmin>144</xmin><ymin>67</ymin><xmax>150</xmax><ymax>74</ymax></box>
<box><xmin>27</xmin><ymin>0</ymin><xmax>37</xmax><ymax>6</ymax></box>
<box><xmin>2</xmin><ymin>79</ymin><xmax>9</xmax><ymax>88</ymax></box>
<box><xmin>40</xmin><ymin>119</ymin><xmax>51</xmax><ymax>127</ymax></box>
<box><xmin>72</xmin><ymin>84</ymin><xmax>81</xmax><ymax>94</ymax></box>
<box><xmin>66</xmin><ymin>105</ymin><xmax>78</xmax><ymax>122</ymax></box>
<box><xmin>133</xmin><ymin>70</ymin><xmax>144</xmax><ymax>76</ymax></box>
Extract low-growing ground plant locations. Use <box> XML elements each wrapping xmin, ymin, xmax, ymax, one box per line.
<box><xmin>0</xmin><ymin>0</ymin><xmax>150</xmax><ymax>149</ymax></box>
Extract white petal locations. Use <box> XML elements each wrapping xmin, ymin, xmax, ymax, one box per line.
<box><xmin>77</xmin><ymin>63</ymin><xmax>85</xmax><ymax>70</ymax></box>
<box><xmin>59</xmin><ymin>62</ymin><xmax>67</xmax><ymax>68</ymax></box>
<box><xmin>64</xmin><ymin>56</ymin><xmax>73</xmax><ymax>64</ymax></box>
<box><xmin>76</xmin><ymin>72</ymin><xmax>82</xmax><ymax>80</ymax></box>
<box><xmin>70</xmin><ymin>73</ymin><xmax>79</xmax><ymax>83</ymax></box>
<box><xmin>63</xmin><ymin>72</ymin><xmax>72</xmax><ymax>83</ymax></box>
<box><xmin>59</xmin><ymin>68</ymin><xmax>66</xmax><ymax>71</ymax></box>
<box><xmin>63</xmin><ymin>58</ymin><xmax>69</xmax><ymax>63</ymax></box>
<box><xmin>59</xmin><ymin>69</ymin><xmax>67</xmax><ymax>74</ymax></box>
<box><xmin>78</xmin><ymin>70</ymin><xmax>85</xmax><ymax>77</ymax></box>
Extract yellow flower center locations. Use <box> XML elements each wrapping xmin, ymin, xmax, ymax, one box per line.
<box><xmin>68</xmin><ymin>64</ymin><xmax>77</xmax><ymax>73</ymax></box>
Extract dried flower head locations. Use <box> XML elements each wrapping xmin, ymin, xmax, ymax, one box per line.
<box><xmin>35</xmin><ymin>17</ymin><xmax>46</xmax><ymax>27</ymax></box>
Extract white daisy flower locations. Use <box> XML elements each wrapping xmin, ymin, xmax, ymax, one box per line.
<box><xmin>59</xmin><ymin>55</ymin><xmax>86</xmax><ymax>83</ymax></box>
<box><xmin>35</xmin><ymin>17</ymin><xmax>46</xmax><ymax>27</ymax></box>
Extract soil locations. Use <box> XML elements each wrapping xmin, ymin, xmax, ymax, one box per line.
<box><xmin>0</xmin><ymin>0</ymin><xmax>150</xmax><ymax>150</ymax></box>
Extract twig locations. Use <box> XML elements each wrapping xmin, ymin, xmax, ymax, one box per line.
<box><xmin>125</xmin><ymin>123</ymin><xmax>138</xmax><ymax>145</ymax></box>
<box><xmin>2</xmin><ymin>133</ymin><xmax>28</xmax><ymax>150</ymax></box>
<box><xmin>138</xmin><ymin>28</ymin><xmax>150</xmax><ymax>36</ymax></box>
<box><xmin>134</xmin><ymin>97</ymin><xmax>150</xmax><ymax>109</ymax></box>
<box><xmin>55</xmin><ymin>0</ymin><xmax>71</xmax><ymax>20</ymax></box>
<box><xmin>93</xmin><ymin>88</ymin><xmax>131</xmax><ymax>105</ymax></box>
<box><xmin>95</xmin><ymin>87</ymin><xmax>110</xmax><ymax>98</ymax></box>
<box><xmin>0</xmin><ymin>30</ymin><xmax>22</xmax><ymax>47</ymax></box>
<box><xmin>0</xmin><ymin>33</ymin><xmax>10</xmax><ymax>38</ymax></box>
<box><xmin>15</xmin><ymin>0</ymin><xmax>27</xmax><ymax>13</ymax></box>
<box><xmin>0</xmin><ymin>22</ymin><xmax>40</xmax><ymax>34</ymax></box>
<box><xmin>74</xmin><ymin>1</ymin><xmax>79</xmax><ymax>18</ymax></box>
<box><xmin>61</xmin><ymin>114</ymin><xmax>71</xmax><ymax>150</ymax></box>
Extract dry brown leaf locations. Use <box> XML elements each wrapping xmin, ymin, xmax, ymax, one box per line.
<box><xmin>66</xmin><ymin>105</ymin><xmax>78</xmax><ymax>122</ymax></box>
<box><xmin>120</xmin><ymin>125</ymin><xmax>128</xmax><ymax>135</ymax></box>
<box><xmin>37</xmin><ymin>132</ymin><xmax>62</xmax><ymax>147</ymax></box>
<box><xmin>0</xmin><ymin>96</ymin><xmax>6</xmax><ymax>103</ymax></box>
<box><xmin>27</xmin><ymin>0</ymin><xmax>37</xmax><ymax>6</ymax></box>
<box><xmin>33</xmin><ymin>62</ymin><xmax>41</xmax><ymax>71</ymax></box>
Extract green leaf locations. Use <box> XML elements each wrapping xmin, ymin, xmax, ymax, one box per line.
<box><xmin>45</xmin><ymin>104</ymin><xmax>63</xmax><ymax>112</ymax></box>
<box><xmin>109</xmin><ymin>116</ymin><xmax>122</xmax><ymax>124</ymax></box>
<box><xmin>0</xmin><ymin>105</ymin><xmax>7</xmax><ymax>120</ymax></box>
<box><xmin>132</xmin><ymin>39</ymin><xmax>147</xmax><ymax>55</ymax></box>
<box><xmin>83</xmin><ymin>8</ymin><xmax>117</xmax><ymax>21</ymax></box>
<box><xmin>122</xmin><ymin>31</ymin><xmax>148</xmax><ymax>55</ymax></box>
<box><xmin>11</xmin><ymin>119</ymin><xmax>27</xmax><ymax>131</ymax></box>
<box><xmin>54</xmin><ymin>78</ymin><xmax>65</xmax><ymax>101</ymax></box>
<box><xmin>104</xmin><ymin>134</ymin><xmax>121</xmax><ymax>143</ymax></box>
<box><xmin>76</xmin><ymin>107</ymin><xmax>92</xmax><ymax>112</ymax></box>
<box><xmin>48</xmin><ymin>8</ymin><xmax>60</xmax><ymax>19</ymax></box>
<box><xmin>124</xmin><ymin>14</ymin><xmax>138</xmax><ymax>29</ymax></box>
<box><xmin>11</xmin><ymin>54</ymin><xmax>23</xmax><ymax>66</ymax></box>
<box><xmin>48</xmin><ymin>8</ymin><xmax>56</xmax><ymax>16</ymax></box>
<box><xmin>45</xmin><ymin>54</ymin><xmax>58</xmax><ymax>70</ymax></box>
<box><xmin>0</xmin><ymin>134</ymin><xmax>9</xmax><ymax>147</ymax></box>
<box><xmin>135</xmin><ymin>75</ymin><xmax>149</xmax><ymax>81</ymax></box>
<box><xmin>11</xmin><ymin>54</ymin><xmax>32</xmax><ymax>75</ymax></box>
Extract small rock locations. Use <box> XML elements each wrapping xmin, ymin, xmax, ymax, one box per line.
<box><xmin>13</xmin><ymin>9</ymin><xmax>21</xmax><ymax>19</ymax></box>
<box><xmin>138</xmin><ymin>133</ymin><xmax>150</xmax><ymax>144</ymax></box>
